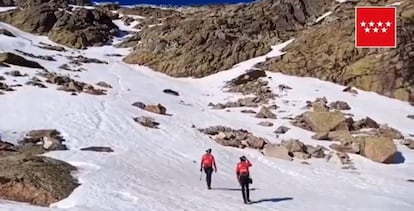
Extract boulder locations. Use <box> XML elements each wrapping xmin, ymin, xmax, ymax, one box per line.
<box><xmin>144</xmin><ymin>104</ymin><xmax>167</xmax><ymax>115</ymax></box>
<box><xmin>0</xmin><ymin>53</ymin><xmax>45</xmax><ymax>69</ymax></box>
<box><xmin>80</xmin><ymin>146</ymin><xmax>114</xmax><ymax>152</ymax></box>
<box><xmin>301</xmin><ymin>111</ymin><xmax>347</xmax><ymax>133</ymax></box>
<box><xmin>329</xmin><ymin>101</ymin><xmax>351</xmax><ymax>110</ymax></box>
<box><xmin>293</xmin><ymin>152</ymin><xmax>311</xmax><ymax>160</ymax></box>
<box><xmin>133</xmin><ymin>116</ymin><xmax>160</xmax><ymax>129</ymax></box>
<box><xmin>357</xmin><ymin>136</ymin><xmax>398</xmax><ymax>164</ymax></box>
<box><xmin>255</xmin><ymin>106</ymin><xmax>277</xmax><ymax>119</ymax></box>
<box><xmin>263</xmin><ymin>144</ymin><xmax>293</xmax><ymax>161</ymax></box>
<box><xmin>229</xmin><ymin>69</ymin><xmax>266</xmax><ymax>86</ymax></box>
<box><xmin>258</xmin><ymin>121</ymin><xmax>273</xmax><ymax>127</ymax></box>
<box><xmin>163</xmin><ymin>89</ymin><xmax>179</xmax><ymax>96</ymax></box>
<box><xmin>274</xmin><ymin>126</ymin><xmax>290</xmax><ymax>134</ymax></box>
<box><xmin>281</xmin><ymin>139</ymin><xmax>306</xmax><ymax>153</ymax></box>
<box><xmin>305</xmin><ymin>145</ymin><xmax>326</xmax><ymax>158</ymax></box>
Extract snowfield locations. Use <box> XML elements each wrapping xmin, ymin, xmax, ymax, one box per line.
<box><xmin>1</xmin><ymin>5</ymin><xmax>414</xmax><ymax>211</ymax></box>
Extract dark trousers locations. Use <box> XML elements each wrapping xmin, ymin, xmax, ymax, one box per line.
<box><xmin>239</xmin><ymin>174</ymin><xmax>250</xmax><ymax>203</ymax></box>
<box><xmin>203</xmin><ymin>166</ymin><xmax>213</xmax><ymax>188</ymax></box>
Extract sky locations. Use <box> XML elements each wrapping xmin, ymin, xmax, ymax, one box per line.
<box><xmin>94</xmin><ymin>0</ymin><xmax>255</xmax><ymax>6</ymax></box>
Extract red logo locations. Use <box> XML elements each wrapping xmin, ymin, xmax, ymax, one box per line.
<box><xmin>355</xmin><ymin>6</ymin><xmax>397</xmax><ymax>48</ymax></box>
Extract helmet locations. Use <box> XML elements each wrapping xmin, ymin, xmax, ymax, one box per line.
<box><xmin>206</xmin><ymin>148</ymin><xmax>212</xmax><ymax>153</ymax></box>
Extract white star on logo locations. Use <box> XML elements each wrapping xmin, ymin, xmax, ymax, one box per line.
<box><xmin>386</xmin><ymin>21</ymin><xmax>392</xmax><ymax>27</ymax></box>
<box><xmin>365</xmin><ymin>27</ymin><xmax>370</xmax><ymax>33</ymax></box>
<box><xmin>369</xmin><ymin>21</ymin><xmax>375</xmax><ymax>27</ymax></box>
<box><xmin>360</xmin><ymin>21</ymin><xmax>366</xmax><ymax>27</ymax></box>
<box><xmin>377</xmin><ymin>21</ymin><xmax>383</xmax><ymax>27</ymax></box>
<box><xmin>381</xmin><ymin>27</ymin><xmax>387</xmax><ymax>33</ymax></box>
<box><xmin>373</xmin><ymin>27</ymin><xmax>379</xmax><ymax>33</ymax></box>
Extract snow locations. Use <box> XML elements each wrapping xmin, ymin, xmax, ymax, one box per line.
<box><xmin>315</xmin><ymin>11</ymin><xmax>332</xmax><ymax>23</ymax></box>
<box><xmin>1</xmin><ymin>8</ymin><xmax>414</xmax><ymax>211</ymax></box>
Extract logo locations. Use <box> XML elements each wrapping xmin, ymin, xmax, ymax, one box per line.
<box><xmin>355</xmin><ymin>6</ymin><xmax>397</xmax><ymax>48</ymax></box>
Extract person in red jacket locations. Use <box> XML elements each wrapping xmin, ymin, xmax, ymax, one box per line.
<box><xmin>236</xmin><ymin>155</ymin><xmax>252</xmax><ymax>204</ymax></box>
<box><xmin>200</xmin><ymin>148</ymin><xmax>217</xmax><ymax>189</ymax></box>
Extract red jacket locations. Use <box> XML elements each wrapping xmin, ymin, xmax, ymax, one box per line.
<box><xmin>236</xmin><ymin>160</ymin><xmax>252</xmax><ymax>176</ymax></box>
<box><xmin>201</xmin><ymin>153</ymin><xmax>216</xmax><ymax>169</ymax></box>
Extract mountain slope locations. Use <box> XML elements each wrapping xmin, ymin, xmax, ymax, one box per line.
<box><xmin>0</xmin><ymin>4</ymin><xmax>414</xmax><ymax>211</ymax></box>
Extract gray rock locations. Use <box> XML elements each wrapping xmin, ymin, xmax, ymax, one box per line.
<box><xmin>255</xmin><ymin>106</ymin><xmax>277</xmax><ymax>119</ymax></box>
<box><xmin>274</xmin><ymin>126</ymin><xmax>290</xmax><ymax>134</ymax></box>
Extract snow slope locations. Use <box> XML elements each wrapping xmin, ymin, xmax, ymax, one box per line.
<box><xmin>1</xmin><ymin>6</ymin><xmax>414</xmax><ymax>211</ymax></box>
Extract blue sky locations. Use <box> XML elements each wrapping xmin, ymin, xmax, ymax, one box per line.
<box><xmin>94</xmin><ymin>0</ymin><xmax>254</xmax><ymax>6</ymax></box>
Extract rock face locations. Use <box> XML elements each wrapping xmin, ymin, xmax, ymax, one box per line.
<box><xmin>123</xmin><ymin>0</ymin><xmax>332</xmax><ymax>77</ymax></box>
<box><xmin>260</xmin><ymin>0</ymin><xmax>414</xmax><ymax>103</ymax></box>
<box><xmin>0</xmin><ymin>1</ymin><xmax>118</xmax><ymax>49</ymax></box>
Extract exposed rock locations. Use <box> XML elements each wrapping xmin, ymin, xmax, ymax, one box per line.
<box><xmin>0</xmin><ymin>76</ymin><xmax>5</xmax><ymax>81</ymax></box>
<box><xmin>241</xmin><ymin>109</ymin><xmax>256</xmax><ymax>114</ymax></box>
<box><xmin>0</xmin><ymin>28</ymin><xmax>15</xmax><ymax>37</ymax></box>
<box><xmin>0</xmin><ymin>3</ymin><xmax>119</xmax><ymax>49</ymax></box>
<box><xmin>311</xmin><ymin>132</ymin><xmax>329</xmax><ymax>140</ymax></box>
<box><xmin>293</xmin><ymin>152</ymin><xmax>311</xmax><ymax>160</ymax></box>
<box><xmin>15</xmin><ymin>49</ymin><xmax>55</xmax><ymax>61</ymax></box>
<box><xmin>144</xmin><ymin>104</ymin><xmax>168</xmax><ymax>115</ymax></box>
<box><xmin>21</xmin><ymin>129</ymin><xmax>67</xmax><ymax>151</ymax></box>
<box><xmin>0</xmin><ymin>52</ymin><xmax>45</xmax><ymax>69</ymax></box>
<box><xmin>41</xmin><ymin>72</ymin><xmax>106</xmax><ymax>95</ymax></box>
<box><xmin>342</xmin><ymin>86</ymin><xmax>358</xmax><ymax>94</ymax></box>
<box><xmin>0</xmin><ymin>0</ymin><xmax>14</xmax><ymax>6</ymax></box>
<box><xmin>119</xmin><ymin>6</ymin><xmax>180</xmax><ymax>18</ymax></box>
<box><xmin>262</xmin><ymin>144</ymin><xmax>293</xmax><ymax>161</ymax></box>
<box><xmin>6</xmin><ymin>70</ymin><xmax>27</xmax><ymax>77</ymax></box>
<box><xmin>80</xmin><ymin>146</ymin><xmax>114</xmax><ymax>152</ymax></box>
<box><xmin>325</xmin><ymin>151</ymin><xmax>352</xmax><ymax>165</ymax></box>
<box><xmin>66</xmin><ymin>55</ymin><xmax>108</xmax><ymax>65</ymax></box>
<box><xmin>96</xmin><ymin>81</ymin><xmax>112</xmax><ymax>88</ymax></box>
<box><xmin>199</xmin><ymin>126</ymin><xmax>268</xmax><ymax>149</ymax></box>
<box><xmin>0</xmin><ymin>82</ymin><xmax>15</xmax><ymax>92</ymax></box>
<box><xmin>258</xmin><ymin>121</ymin><xmax>273</xmax><ymax>127</ymax></box>
<box><xmin>132</xmin><ymin>101</ymin><xmax>146</xmax><ymax>109</ymax></box>
<box><xmin>329</xmin><ymin>101</ymin><xmax>351</xmax><ymax>110</ymax></box>
<box><xmin>327</xmin><ymin>130</ymin><xmax>354</xmax><ymax>143</ymax></box>
<box><xmin>133</xmin><ymin>116</ymin><xmax>160</xmax><ymax>129</ymax></box>
<box><xmin>0</xmin><ymin>140</ymin><xmax>16</xmax><ymax>151</ymax></box>
<box><xmin>329</xmin><ymin>142</ymin><xmax>360</xmax><ymax>154</ymax></box>
<box><xmin>407</xmin><ymin>115</ymin><xmax>414</xmax><ymax>119</ymax></box>
<box><xmin>163</xmin><ymin>89</ymin><xmax>179</xmax><ymax>96</ymax></box>
<box><xmin>260</xmin><ymin>1</ymin><xmax>414</xmax><ymax>103</ymax></box>
<box><xmin>281</xmin><ymin>139</ymin><xmax>306</xmax><ymax>153</ymax></box>
<box><xmin>255</xmin><ymin>106</ymin><xmax>277</xmax><ymax>119</ymax></box>
<box><xmin>0</xmin><ymin>153</ymin><xmax>79</xmax><ymax>207</ymax></box>
<box><xmin>408</xmin><ymin>179</ymin><xmax>414</xmax><ymax>183</ymax></box>
<box><xmin>306</xmin><ymin>145</ymin><xmax>326</xmax><ymax>158</ymax></box>
<box><xmin>352</xmin><ymin>117</ymin><xmax>379</xmax><ymax>130</ymax></box>
<box><xmin>378</xmin><ymin>124</ymin><xmax>404</xmax><ymax>139</ymax></box>
<box><xmin>295</xmin><ymin>111</ymin><xmax>347</xmax><ymax>133</ymax></box>
<box><xmin>123</xmin><ymin>0</ymin><xmax>332</xmax><ymax>77</ymax></box>
<box><xmin>274</xmin><ymin>126</ymin><xmax>290</xmax><ymax>134</ymax></box>
<box><xmin>25</xmin><ymin>77</ymin><xmax>48</xmax><ymax>88</ymax></box>
<box><xmin>357</xmin><ymin>136</ymin><xmax>398</xmax><ymax>164</ymax></box>
<box><xmin>307</xmin><ymin>97</ymin><xmax>329</xmax><ymax>112</ymax></box>
<box><xmin>400</xmin><ymin>139</ymin><xmax>414</xmax><ymax>149</ymax></box>
<box><xmin>115</xmin><ymin>33</ymin><xmax>141</xmax><ymax>48</ymax></box>
<box><xmin>225</xmin><ymin>78</ymin><xmax>275</xmax><ymax>104</ymax></box>
<box><xmin>37</xmin><ymin>42</ymin><xmax>66</xmax><ymax>52</ymax></box>
<box><xmin>278</xmin><ymin>84</ymin><xmax>292</xmax><ymax>91</ymax></box>
<box><xmin>122</xmin><ymin>15</ymin><xmax>134</xmax><ymax>26</ymax></box>
<box><xmin>229</xmin><ymin>69</ymin><xmax>266</xmax><ymax>86</ymax></box>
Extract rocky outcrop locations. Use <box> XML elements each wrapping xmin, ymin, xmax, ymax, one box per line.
<box><xmin>119</xmin><ymin>6</ymin><xmax>181</xmax><ymax>19</ymax></box>
<box><xmin>80</xmin><ymin>146</ymin><xmax>114</xmax><ymax>152</ymax></box>
<box><xmin>0</xmin><ymin>129</ymin><xmax>79</xmax><ymax>206</ymax></box>
<box><xmin>0</xmin><ymin>28</ymin><xmax>15</xmax><ymax>37</ymax></box>
<box><xmin>0</xmin><ymin>2</ymin><xmax>118</xmax><ymax>49</ymax></box>
<box><xmin>357</xmin><ymin>136</ymin><xmax>398</xmax><ymax>164</ymax></box>
<box><xmin>123</xmin><ymin>0</ymin><xmax>333</xmax><ymax>77</ymax></box>
<box><xmin>0</xmin><ymin>53</ymin><xmax>45</xmax><ymax>69</ymax></box>
<box><xmin>39</xmin><ymin>72</ymin><xmax>107</xmax><ymax>95</ymax></box>
<box><xmin>401</xmin><ymin>139</ymin><xmax>414</xmax><ymax>150</ymax></box>
<box><xmin>260</xmin><ymin>1</ymin><xmax>414</xmax><ymax>103</ymax></box>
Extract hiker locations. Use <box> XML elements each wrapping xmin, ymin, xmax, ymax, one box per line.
<box><xmin>200</xmin><ymin>148</ymin><xmax>217</xmax><ymax>189</ymax></box>
<box><xmin>236</xmin><ymin>155</ymin><xmax>252</xmax><ymax>204</ymax></box>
